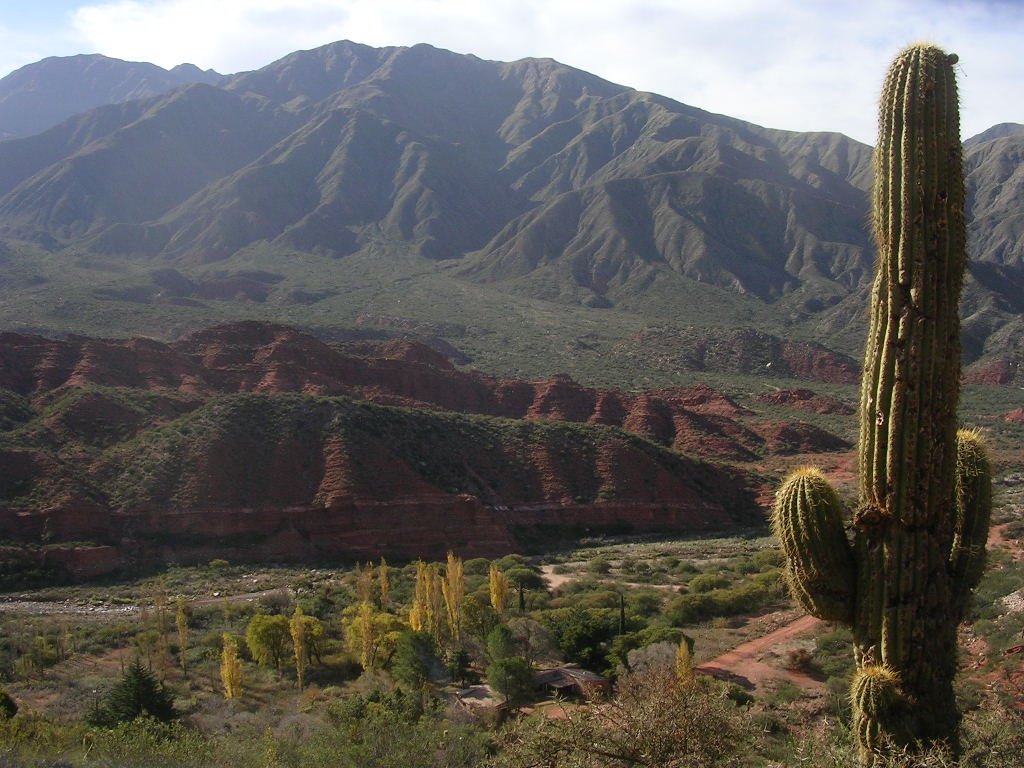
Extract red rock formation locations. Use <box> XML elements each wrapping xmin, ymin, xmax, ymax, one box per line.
<box><xmin>670</xmin><ymin>411</ymin><xmax>762</xmax><ymax>462</ymax></box>
<box><xmin>621</xmin><ymin>394</ymin><xmax>676</xmax><ymax>445</ymax></box>
<box><xmin>527</xmin><ymin>374</ymin><xmax>598</xmax><ymax>423</ymax></box>
<box><xmin>0</xmin><ymin>322</ymin><xmax>858</xmax><ymax>575</ymax></box>
<box><xmin>964</xmin><ymin>359</ymin><xmax>1022</xmax><ymax>386</ymax></box>
<box><xmin>751</xmin><ymin>421</ymin><xmax>850</xmax><ymax>455</ymax></box>
<box><xmin>754</xmin><ymin>388</ymin><xmax>855</xmax><ymax>415</ymax></box>
<box><xmin>778</xmin><ymin>341</ymin><xmax>859</xmax><ymax>384</ymax></box>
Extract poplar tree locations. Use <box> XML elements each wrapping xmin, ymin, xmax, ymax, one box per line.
<box><xmin>489</xmin><ymin>562</ymin><xmax>510</xmax><ymax>617</ymax></box>
<box><xmin>220</xmin><ymin>634</ymin><xmax>242</xmax><ymax>700</ymax></box>
<box><xmin>379</xmin><ymin>557</ymin><xmax>390</xmax><ymax>610</ymax></box>
<box><xmin>290</xmin><ymin>606</ymin><xmax>308</xmax><ymax>689</ymax></box>
<box><xmin>442</xmin><ymin>551</ymin><xmax>465</xmax><ymax>643</ymax></box>
<box><xmin>175</xmin><ymin>598</ymin><xmax>189</xmax><ymax>676</ymax></box>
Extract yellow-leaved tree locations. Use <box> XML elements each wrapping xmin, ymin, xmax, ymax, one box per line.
<box><xmin>379</xmin><ymin>557</ymin><xmax>390</xmax><ymax>609</ymax></box>
<box><xmin>343</xmin><ymin>602</ymin><xmax>405</xmax><ymax>672</ymax></box>
<box><xmin>175</xmin><ymin>598</ymin><xmax>189</xmax><ymax>676</ymax></box>
<box><xmin>220</xmin><ymin>633</ymin><xmax>242</xmax><ymax>700</ymax></box>
<box><xmin>290</xmin><ymin>607</ymin><xmax>308</xmax><ymax>689</ymax></box>
<box><xmin>441</xmin><ymin>551</ymin><xmax>465</xmax><ymax>644</ymax></box>
<box><xmin>489</xmin><ymin>562</ymin><xmax>510</xmax><ymax>617</ymax></box>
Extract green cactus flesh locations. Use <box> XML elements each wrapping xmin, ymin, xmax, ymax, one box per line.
<box><xmin>772</xmin><ymin>468</ymin><xmax>855</xmax><ymax>624</ymax></box>
<box><xmin>951</xmin><ymin>429</ymin><xmax>993</xmax><ymax>600</ymax></box>
<box><xmin>772</xmin><ymin>44</ymin><xmax>992</xmax><ymax>761</ymax></box>
<box><xmin>851</xmin><ymin>666</ymin><xmax>910</xmax><ymax>760</ymax></box>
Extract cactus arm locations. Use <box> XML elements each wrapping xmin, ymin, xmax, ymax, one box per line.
<box><xmin>772</xmin><ymin>467</ymin><xmax>856</xmax><ymax>624</ymax></box>
<box><xmin>851</xmin><ymin>665</ymin><xmax>912</xmax><ymax>763</ymax></box>
<box><xmin>950</xmin><ymin>429</ymin><xmax>992</xmax><ymax>599</ymax></box>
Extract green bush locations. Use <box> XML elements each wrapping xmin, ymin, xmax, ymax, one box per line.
<box><xmin>0</xmin><ymin>689</ymin><xmax>15</xmax><ymax>720</ymax></box>
<box><xmin>665</xmin><ymin>582</ymin><xmax>774</xmax><ymax>626</ymax></box>
<box><xmin>87</xmin><ymin>659</ymin><xmax>176</xmax><ymax>727</ymax></box>
<box><xmin>687</xmin><ymin>573</ymin><xmax>731</xmax><ymax>593</ymax></box>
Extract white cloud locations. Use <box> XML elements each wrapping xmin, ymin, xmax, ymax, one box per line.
<box><xmin>28</xmin><ymin>0</ymin><xmax>1018</xmax><ymax>143</ymax></box>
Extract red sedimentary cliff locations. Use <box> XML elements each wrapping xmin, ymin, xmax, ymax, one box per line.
<box><xmin>0</xmin><ymin>322</ymin><xmax>848</xmax><ymax>578</ymax></box>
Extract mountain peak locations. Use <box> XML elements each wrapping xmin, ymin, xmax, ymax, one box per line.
<box><xmin>0</xmin><ymin>53</ymin><xmax>224</xmax><ymax>139</ymax></box>
<box><xmin>965</xmin><ymin>122</ymin><xmax>1024</xmax><ymax>148</ymax></box>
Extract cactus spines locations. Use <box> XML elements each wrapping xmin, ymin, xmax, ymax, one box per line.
<box><xmin>851</xmin><ymin>666</ymin><xmax>909</xmax><ymax>761</ymax></box>
<box><xmin>861</xmin><ymin>43</ymin><xmax>965</xmax><ymax>531</ymax></box>
<box><xmin>773</xmin><ymin>44</ymin><xmax>992</xmax><ymax>762</ymax></box>
<box><xmin>772</xmin><ymin>467</ymin><xmax>855</xmax><ymax>624</ymax></box>
<box><xmin>951</xmin><ymin>429</ymin><xmax>993</xmax><ymax>598</ymax></box>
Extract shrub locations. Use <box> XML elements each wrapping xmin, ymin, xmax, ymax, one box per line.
<box><xmin>687</xmin><ymin>573</ymin><xmax>730</xmax><ymax>593</ymax></box>
<box><xmin>0</xmin><ymin>689</ymin><xmax>16</xmax><ymax>720</ymax></box>
<box><xmin>87</xmin><ymin>659</ymin><xmax>176</xmax><ymax>727</ymax></box>
<box><xmin>492</xmin><ymin>665</ymin><xmax>745</xmax><ymax>767</ymax></box>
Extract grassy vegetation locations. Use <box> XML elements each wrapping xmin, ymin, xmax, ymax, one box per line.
<box><xmin>0</xmin><ymin>237</ymin><xmax>855</xmax><ymax>391</ymax></box>
<box><xmin>1</xmin><ymin>517</ymin><xmax>1020</xmax><ymax>767</ymax></box>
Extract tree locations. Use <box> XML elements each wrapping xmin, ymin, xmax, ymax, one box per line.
<box><xmin>379</xmin><ymin>557</ymin><xmax>390</xmax><ymax>609</ymax></box>
<box><xmin>409</xmin><ymin>561</ymin><xmax>445</xmax><ymax>642</ymax></box>
<box><xmin>508</xmin><ymin>616</ymin><xmax>556</xmax><ymax>668</ymax></box>
<box><xmin>544</xmin><ymin>607</ymin><xmax>618</xmax><ymax>671</ymax></box>
<box><xmin>290</xmin><ymin>606</ymin><xmax>308</xmax><ymax>689</ymax></box>
<box><xmin>442</xmin><ymin>551</ymin><xmax>465</xmax><ymax>643</ymax></box>
<box><xmin>342</xmin><ymin>601</ymin><xmax>405</xmax><ymax>672</ymax></box>
<box><xmin>487</xmin><ymin>656</ymin><xmax>535</xmax><ymax>709</ymax></box>
<box><xmin>462</xmin><ymin>593</ymin><xmax>500</xmax><ymax>642</ymax></box>
<box><xmin>175</xmin><ymin>598</ymin><xmax>189</xmax><ymax>676</ymax></box>
<box><xmin>505</xmin><ymin>566</ymin><xmax>545</xmax><ymax>615</ymax></box>
<box><xmin>675</xmin><ymin>634</ymin><xmax>694</xmax><ymax>683</ymax></box>
<box><xmin>246</xmin><ymin>614</ymin><xmax>290</xmax><ymax>673</ymax></box>
<box><xmin>220</xmin><ymin>633</ymin><xmax>242</xmax><ymax>700</ymax></box>
<box><xmin>355</xmin><ymin>561</ymin><xmax>375</xmax><ymax>604</ymax></box>
<box><xmin>391</xmin><ymin>630</ymin><xmax>439</xmax><ymax>689</ymax></box>
<box><xmin>489</xmin><ymin>562</ymin><xmax>509</xmax><ymax>617</ymax></box>
<box><xmin>486</xmin><ymin>624</ymin><xmax>515</xmax><ymax>662</ymax></box>
<box><xmin>88</xmin><ymin>658</ymin><xmax>176</xmax><ymax>727</ymax></box>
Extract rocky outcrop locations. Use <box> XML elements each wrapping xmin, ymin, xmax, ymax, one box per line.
<box><xmin>0</xmin><ymin>322</ymin><xmax>848</xmax><ymax>464</ymax></box>
<box><xmin>0</xmin><ymin>321</ymin><xmax>855</xmax><ymax>577</ymax></box>
<box><xmin>753</xmin><ymin>388</ymin><xmax>855</xmax><ymax>415</ymax></box>
<box><xmin>750</xmin><ymin>421</ymin><xmax>851</xmax><ymax>455</ymax></box>
<box><xmin>964</xmin><ymin>359</ymin><xmax>1023</xmax><ymax>386</ymax></box>
<box><xmin>615</xmin><ymin>327</ymin><xmax>861</xmax><ymax>384</ymax></box>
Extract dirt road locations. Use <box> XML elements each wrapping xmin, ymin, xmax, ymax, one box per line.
<box><xmin>695</xmin><ymin>613</ymin><xmax>824</xmax><ymax>693</ymax></box>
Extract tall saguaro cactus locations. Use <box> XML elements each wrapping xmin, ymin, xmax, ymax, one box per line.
<box><xmin>772</xmin><ymin>44</ymin><xmax>991</xmax><ymax>762</ymax></box>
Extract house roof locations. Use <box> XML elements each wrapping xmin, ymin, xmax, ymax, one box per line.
<box><xmin>534</xmin><ymin>664</ymin><xmax>608</xmax><ymax>689</ymax></box>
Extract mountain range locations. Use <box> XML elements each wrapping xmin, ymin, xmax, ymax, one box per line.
<box><xmin>0</xmin><ymin>42</ymin><xmax>1021</xmax><ymax>387</ymax></box>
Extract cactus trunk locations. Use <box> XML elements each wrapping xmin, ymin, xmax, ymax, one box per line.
<box><xmin>853</xmin><ymin>43</ymin><xmax>967</xmax><ymax>754</ymax></box>
<box><xmin>772</xmin><ymin>44</ymin><xmax>991</xmax><ymax>764</ymax></box>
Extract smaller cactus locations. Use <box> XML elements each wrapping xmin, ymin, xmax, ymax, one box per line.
<box><xmin>951</xmin><ymin>429</ymin><xmax>993</xmax><ymax>603</ymax></box>
<box><xmin>772</xmin><ymin>467</ymin><xmax>855</xmax><ymax>624</ymax></box>
<box><xmin>851</xmin><ymin>665</ymin><xmax>909</xmax><ymax>761</ymax></box>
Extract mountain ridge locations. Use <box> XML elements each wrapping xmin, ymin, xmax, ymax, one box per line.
<box><xmin>0</xmin><ymin>42</ymin><xmax>1019</xmax><ymax>385</ymax></box>
<box><xmin>0</xmin><ymin>53</ymin><xmax>224</xmax><ymax>140</ymax></box>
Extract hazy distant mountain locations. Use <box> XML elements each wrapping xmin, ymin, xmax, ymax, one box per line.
<box><xmin>0</xmin><ymin>53</ymin><xmax>224</xmax><ymax>139</ymax></box>
<box><xmin>964</xmin><ymin>122</ymin><xmax>1024</xmax><ymax>148</ymax></box>
<box><xmin>0</xmin><ymin>41</ymin><xmax>1019</xmax><ymax>381</ymax></box>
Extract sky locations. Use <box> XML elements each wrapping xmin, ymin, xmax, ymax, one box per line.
<box><xmin>1</xmin><ymin>0</ymin><xmax>1021</xmax><ymax>145</ymax></box>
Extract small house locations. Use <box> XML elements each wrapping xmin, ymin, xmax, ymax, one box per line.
<box><xmin>534</xmin><ymin>663</ymin><xmax>609</xmax><ymax>699</ymax></box>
